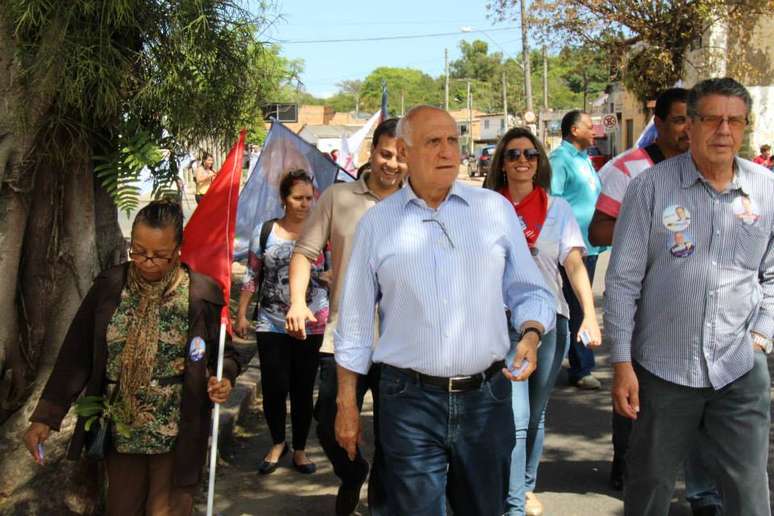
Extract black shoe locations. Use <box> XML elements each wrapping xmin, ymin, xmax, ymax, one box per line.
<box><xmin>335</xmin><ymin>481</ymin><xmax>365</xmax><ymax>515</ymax></box>
<box><xmin>258</xmin><ymin>443</ymin><xmax>288</xmax><ymax>475</ymax></box>
<box><xmin>609</xmin><ymin>458</ymin><xmax>624</xmax><ymax>491</ymax></box>
<box><xmin>292</xmin><ymin>458</ymin><xmax>317</xmax><ymax>474</ymax></box>
<box><xmin>692</xmin><ymin>505</ymin><xmax>723</xmax><ymax>516</ymax></box>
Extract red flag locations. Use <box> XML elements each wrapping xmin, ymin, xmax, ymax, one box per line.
<box><xmin>181</xmin><ymin>130</ymin><xmax>246</xmax><ymax>325</ymax></box>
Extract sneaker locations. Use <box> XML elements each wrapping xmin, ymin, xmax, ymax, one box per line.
<box><xmin>574</xmin><ymin>374</ymin><xmax>601</xmax><ymax>390</ymax></box>
<box><xmin>525</xmin><ymin>492</ymin><xmax>544</xmax><ymax>516</ymax></box>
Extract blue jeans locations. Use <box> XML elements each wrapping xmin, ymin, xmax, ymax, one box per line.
<box><xmin>560</xmin><ymin>255</ymin><xmax>597</xmax><ymax>382</ymax></box>
<box><xmin>378</xmin><ymin>365</ymin><xmax>515</xmax><ymax>516</ymax></box>
<box><xmin>505</xmin><ymin>316</ymin><xmax>570</xmax><ymax>515</ymax></box>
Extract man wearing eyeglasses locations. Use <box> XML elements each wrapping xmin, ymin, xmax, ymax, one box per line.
<box><xmin>605</xmin><ymin>77</ymin><xmax>774</xmax><ymax>515</ymax></box>
<box><xmin>333</xmin><ymin>105</ymin><xmax>555</xmax><ymax>515</ymax></box>
<box><xmin>589</xmin><ymin>88</ymin><xmax>722</xmax><ymax>514</ymax></box>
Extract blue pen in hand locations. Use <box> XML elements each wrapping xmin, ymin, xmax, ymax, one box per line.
<box><xmin>37</xmin><ymin>443</ymin><xmax>45</xmax><ymax>464</ymax></box>
<box><xmin>508</xmin><ymin>359</ymin><xmax>530</xmax><ymax>377</ymax></box>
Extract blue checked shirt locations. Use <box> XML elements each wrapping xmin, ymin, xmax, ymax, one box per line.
<box><xmin>605</xmin><ymin>153</ymin><xmax>774</xmax><ymax>389</ymax></box>
<box><xmin>334</xmin><ymin>181</ymin><xmax>556</xmax><ymax>377</ymax></box>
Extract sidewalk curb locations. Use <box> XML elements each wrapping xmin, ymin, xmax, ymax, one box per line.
<box><xmin>218</xmin><ymin>356</ymin><xmax>261</xmax><ymax>456</ymax></box>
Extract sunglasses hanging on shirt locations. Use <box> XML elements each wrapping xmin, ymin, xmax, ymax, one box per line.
<box><xmin>505</xmin><ymin>148</ymin><xmax>540</xmax><ymax>162</ymax></box>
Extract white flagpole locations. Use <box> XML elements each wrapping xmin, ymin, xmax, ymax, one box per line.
<box><xmin>206</xmin><ymin>318</ymin><xmax>227</xmax><ymax>516</ymax></box>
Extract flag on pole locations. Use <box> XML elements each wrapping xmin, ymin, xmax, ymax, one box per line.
<box><xmin>234</xmin><ymin>122</ymin><xmax>352</xmax><ymax>261</ymax></box>
<box><xmin>181</xmin><ymin>129</ymin><xmax>246</xmax><ymax>319</ymax></box>
<box><xmin>380</xmin><ymin>80</ymin><xmax>390</xmax><ymax>123</ymax></box>
<box><xmin>335</xmin><ymin>110</ymin><xmax>382</xmax><ymax>175</ymax></box>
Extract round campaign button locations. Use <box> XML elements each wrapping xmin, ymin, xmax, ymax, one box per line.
<box><xmin>189</xmin><ymin>336</ymin><xmax>206</xmax><ymax>362</ymax></box>
<box><xmin>732</xmin><ymin>196</ymin><xmax>760</xmax><ymax>225</ymax></box>
<box><xmin>662</xmin><ymin>204</ymin><xmax>691</xmax><ymax>232</ymax></box>
<box><xmin>668</xmin><ymin>231</ymin><xmax>695</xmax><ymax>258</ymax></box>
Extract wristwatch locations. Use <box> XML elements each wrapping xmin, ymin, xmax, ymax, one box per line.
<box><xmin>752</xmin><ymin>332</ymin><xmax>773</xmax><ymax>354</ymax></box>
<box><xmin>521</xmin><ymin>327</ymin><xmax>543</xmax><ymax>341</ymax></box>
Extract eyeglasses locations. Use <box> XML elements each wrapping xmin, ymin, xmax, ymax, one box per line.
<box><xmin>422</xmin><ymin>218</ymin><xmax>455</xmax><ymax>249</ymax></box>
<box><xmin>694</xmin><ymin>114</ymin><xmax>749</xmax><ymax>130</ymax></box>
<box><xmin>504</xmin><ymin>148</ymin><xmax>540</xmax><ymax>162</ymax></box>
<box><xmin>129</xmin><ymin>249</ymin><xmax>177</xmax><ymax>265</ymax></box>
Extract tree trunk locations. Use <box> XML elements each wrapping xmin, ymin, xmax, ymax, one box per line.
<box><xmin>0</xmin><ymin>133</ymin><xmax>124</xmax><ymax>513</ymax></box>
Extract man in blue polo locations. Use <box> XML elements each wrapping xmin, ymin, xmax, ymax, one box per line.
<box><xmin>549</xmin><ymin>110</ymin><xmax>605</xmax><ymax>389</ymax></box>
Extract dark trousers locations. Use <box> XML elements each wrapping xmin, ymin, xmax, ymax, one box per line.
<box><xmin>105</xmin><ymin>449</ymin><xmax>195</xmax><ymax>516</ymax></box>
<box><xmin>560</xmin><ymin>254</ymin><xmax>598</xmax><ymax>382</ymax></box>
<box><xmin>256</xmin><ymin>332</ymin><xmax>322</xmax><ymax>450</ymax></box>
<box><xmin>315</xmin><ymin>354</ymin><xmax>385</xmax><ymax>512</ymax></box>
<box><xmin>378</xmin><ymin>365</ymin><xmax>515</xmax><ymax>516</ymax></box>
<box><xmin>625</xmin><ymin>357</ymin><xmax>770</xmax><ymax>515</ymax></box>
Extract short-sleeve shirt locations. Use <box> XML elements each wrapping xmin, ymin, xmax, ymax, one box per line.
<box><xmin>549</xmin><ymin>140</ymin><xmax>605</xmax><ymax>255</ymax></box>
<box><xmin>531</xmin><ymin>197</ymin><xmax>587</xmax><ymax>318</ymax></box>
<box><xmin>294</xmin><ymin>173</ymin><xmax>384</xmax><ymax>353</ymax></box>
<box><xmin>596</xmin><ymin>143</ymin><xmax>665</xmax><ymax>218</ymax></box>
<box><xmin>243</xmin><ymin>226</ymin><xmax>328</xmax><ymax>335</ymax></box>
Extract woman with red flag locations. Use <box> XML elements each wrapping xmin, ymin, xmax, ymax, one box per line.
<box><xmin>484</xmin><ymin>128</ymin><xmax>601</xmax><ymax>516</ymax></box>
<box><xmin>22</xmin><ymin>200</ymin><xmax>241</xmax><ymax>515</ymax></box>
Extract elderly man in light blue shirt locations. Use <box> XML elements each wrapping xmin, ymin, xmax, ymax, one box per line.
<box><xmin>333</xmin><ymin>105</ymin><xmax>555</xmax><ymax>516</ymax></box>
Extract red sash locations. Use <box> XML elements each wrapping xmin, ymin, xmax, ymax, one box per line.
<box><xmin>499</xmin><ymin>186</ymin><xmax>549</xmax><ymax>248</ymax></box>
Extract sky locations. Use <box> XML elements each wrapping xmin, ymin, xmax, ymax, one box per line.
<box><xmin>255</xmin><ymin>0</ymin><xmax>525</xmax><ymax>98</ymax></box>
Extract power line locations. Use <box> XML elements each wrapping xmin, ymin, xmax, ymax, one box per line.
<box><xmin>276</xmin><ymin>27</ymin><xmax>513</xmax><ymax>45</ymax></box>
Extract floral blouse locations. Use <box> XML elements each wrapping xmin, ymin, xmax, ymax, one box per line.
<box><xmin>242</xmin><ymin>225</ymin><xmax>329</xmax><ymax>335</ymax></box>
<box><xmin>105</xmin><ymin>272</ymin><xmax>189</xmax><ymax>454</ymax></box>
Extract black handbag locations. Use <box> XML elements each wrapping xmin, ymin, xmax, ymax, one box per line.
<box><xmin>83</xmin><ymin>381</ymin><xmax>120</xmax><ymax>461</ymax></box>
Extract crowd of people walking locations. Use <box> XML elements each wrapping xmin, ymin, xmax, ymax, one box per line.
<box><xmin>21</xmin><ymin>76</ymin><xmax>772</xmax><ymax>516</ymax></box>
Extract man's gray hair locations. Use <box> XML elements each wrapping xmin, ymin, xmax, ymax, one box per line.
<box><xmin>396</xmin><ymin>105</ymin><xmax>452</xmax><ymax>146</ymax></box>
<box><xmin>687</xmin><ymin>77</ymin><xmax>752</xmax><ymax>117</ymax></box>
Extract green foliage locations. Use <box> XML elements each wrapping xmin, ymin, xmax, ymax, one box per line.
<box><xmin>359</xmin><ymin>67</ymin><xmax>441</xmax><ymax>113</ymax></box>
<box><xmin>74</xmin><ymin>393</ymin><xmax>131</xmax><ymax>438</ymax></box>
<box><xmin>7</xmin><ymin>0</ymin><xmax>286</xmax><ymax>205</ymax></box>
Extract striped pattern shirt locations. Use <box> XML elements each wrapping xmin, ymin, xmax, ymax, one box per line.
<box><xmin>605</xmin><ymin>153</ymin><xmax>774</xmax><ymax>389</ymax></box>
<box><xmin>334</xmin><ymin>181</ymin><xmax>556</xmax><ymax>377</ymax></box>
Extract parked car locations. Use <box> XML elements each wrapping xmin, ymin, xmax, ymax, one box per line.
<box><xmin>470</xmin><ymin>145</ymin><xmax>497</xmax><ymax>178</ymax></box>
<box><xmin>587</xmin><ymin>145</ymin><xmax>610</xmax><ymax>171</ymax></box>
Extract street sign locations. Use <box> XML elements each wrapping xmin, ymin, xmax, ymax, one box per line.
<box><xmin>602</xmin><ymin>114</ymin><xmax>618</xmax><ymax>129</ymax></box>
<box><xmin>524</xmin><ymin>111</ymin><xmax>537</xmax><ymax>123</ymax></box>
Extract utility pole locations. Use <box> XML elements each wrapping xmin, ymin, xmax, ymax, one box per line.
<box><xmin>444</xmin><ymin>48</ymin><xmax>450</xmax><ymax>110</ymax></box>
<box><xmin>502</xmin><ymin>71</ymin><xmax>508</xmax><ymax>133</ymax></box>
<box><xmin>401</xmin><ymin>90</ymin><xmax>405</xmax><ymax>116</ymax></box>
<box><xmin>467</xmin><ymin>80</ymin><xmax>473</xmax><ymax>155</ymax></box>
<box><xmin>542</xmin><ymin>46</ymin><xmax>548</xmax><ymax>109</ymax></box>
<box><xmin>520</xmin><ymin>0</ymin><xmax>533</xmax><ymax>113</ymax></box>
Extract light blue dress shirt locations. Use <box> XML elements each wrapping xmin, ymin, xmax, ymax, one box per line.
<box><xmin>334</xmin><ymin>181</ymin><xmax>556</xmax><ymax>377</ymax></box>
<box><xmin>549</xmin><ymin>139</ymin><xmax>605</xmax><ymax>255</ymax></box>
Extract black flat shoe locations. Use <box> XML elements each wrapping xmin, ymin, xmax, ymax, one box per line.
<box><xmin>258</xmin><ymin>443</ymin><xmax>288</xmax><ymax>475</ymax></box>
<box><xmin>292</xmin><ymin>459</ymin><xmax>317</xmax><ymax>474</ymax></box>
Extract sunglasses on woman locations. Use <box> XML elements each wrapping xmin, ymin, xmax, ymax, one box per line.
<box><xmin>505</xmin><ymin>148</ymin><xmax>540</xmax><ymax>162</ymax></box>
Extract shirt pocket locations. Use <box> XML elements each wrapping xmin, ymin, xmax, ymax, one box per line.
<box><xmin>733</xmin><ymin>222</ymin><xmax>769</xmax><ymax>270</ymax></box>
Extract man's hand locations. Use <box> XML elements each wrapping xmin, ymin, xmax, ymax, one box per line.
<box><xmin>335</xmin><ymin>400</ymin><xmax>361</xmax><ymax>461</ymax></box>
<box><xmin>23</xmin><ymin>422</ymin><xmax>50</xmax><ymax>465</ymax></box>
<box><xmin>208</xmin><ymin>377</ymin><xmax>233</xmax><ymax>404</ymax></box>
<box><xmin>612</xmin><ymin>362</ymin><xmax>639</xmax><ymax>419</ymax></box>
<box><xmin>503</xmin><ymin>332</ymin><xmax>539</xmax><ymax>381</ymax></box>
<box><xmin>285</xmin><ymin>302</ymin><xmax>316</xmax><ymax>340</ymax></box>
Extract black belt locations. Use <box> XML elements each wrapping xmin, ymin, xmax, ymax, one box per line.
<box><xmin>105</xmin><ymin>375</ymin><xmax>184</xmax><ymax>387</ymax></box>
<box><xmin>386</xmin><ymin>361</ymin><xmax>505</xmax><ymax>393</ymax></box>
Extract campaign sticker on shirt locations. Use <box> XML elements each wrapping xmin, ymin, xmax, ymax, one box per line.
<box><xmin>662</xmin><ymin>205</ymin><xmax>691</xmax><ymax>232</ymax></box>
<box><xmin>189</xmin><ymin>336</ymin><xmax>206</xmax><ymax>362</ymax></box>
<box><xmin>668</xmin><ymin>231</ymin><xmax>695</xmax><ymax>258</ymax></box>
<box><xmin>732</xmin><ymin>196</ymin><xmax>760</xmax><ymax>225</ymax></box>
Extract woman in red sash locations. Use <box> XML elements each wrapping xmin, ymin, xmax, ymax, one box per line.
<box><xmin>484</xmin><ymin>128</ymin><xmax>602</xmax><ymax>516</ymax></box>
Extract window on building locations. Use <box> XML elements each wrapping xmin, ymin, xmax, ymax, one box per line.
<box><xmin>484</xmin><ymin>120</ymin><xmax>490</xmax><ymax>129</ymax></box>
<box><xmin>625</xmin><ymin>119</ymin><xmax>634</xmax><ymax>149</ymax></box>
<box><xmin>500</xmin><ymin>119</ymin><xmax>505</xmax><ymax>130</ymax></box>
